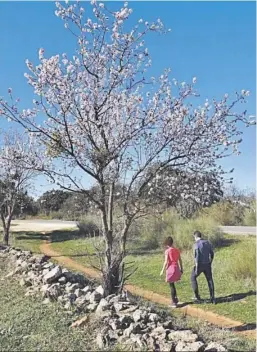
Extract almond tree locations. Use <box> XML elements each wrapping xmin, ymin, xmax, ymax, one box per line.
<box><xmin>0</xmin><ymin>1</ymin><xmax>255</xmax><ymax>294</ymax></box>
<box><xmin>0</xmin><ymin>131</ymin><xmax>42</xmax><ymax>244</ymax></box>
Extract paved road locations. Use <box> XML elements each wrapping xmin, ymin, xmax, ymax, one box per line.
<box><xmin>7</xmin><ymin>220</ymin><xmax>256</xmax><ymax>235</ymax></box>
<box><xmin>10</xmin><ymin>219</ymin><xmax>78</xmax><ymax>232</ymax></box>
<box><xmin>220</xmin><ymin>226</ymin><xmax>256</xmax><ymax>235</ymax></box>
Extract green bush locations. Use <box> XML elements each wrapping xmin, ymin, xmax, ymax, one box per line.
<box><xmin>162</xmin><ymin>212</ymin><xmax>224</xmax><ymax>250</ymax></box>
<box><xmin>227</xmin><ymin>239</ymin><xmax>256</xmax><ymax>284</ymax></box>
<box><xmin>201</xmin><ymin>201</ymin><xmax>245</xmax><ymax>226</ymax></box>
<box><xmin>76</xmin><ymin>221</ymin><xmax>100</xmax><ymax>237</ymax></box>
<box><xmin>132</xmin><ymin>209</ymin><xmax>223</xmax><ymax>252</ymax></box>
<box><xmin>130</xmin><ymin>214</ymin><xmax>166</xmax><ymax>250</ymax></box>
<box><xmin>243</xmin><ymin>202</ymin><xmax>256</xmax><ymax>226</ymax></box>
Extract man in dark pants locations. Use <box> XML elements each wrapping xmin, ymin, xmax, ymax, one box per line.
<box><xmin>191</xmin><ymin>230</ymin><xmax>216</xmax><ymax>304</ymax></box>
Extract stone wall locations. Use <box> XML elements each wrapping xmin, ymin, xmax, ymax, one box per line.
<box><xmin>0</xmin><ymin>245</ymin><xmax>227</xmax><ymax>352</ymax></box>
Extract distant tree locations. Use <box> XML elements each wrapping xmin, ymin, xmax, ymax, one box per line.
<box><xmin>8</xmin><ymin>191</ymin><xmax>39</xmax><ymax>219</ymax></box>
<box><xmin>61</xmin><ymin>192</ymin><xmax>90</xmax><ymax>219</ymax></box>
<box><xmin>38</xmin><ymin>189</ymin><xmax>71</xmax><ymax>215</ymax></box>
<box><xmin>0</xmin><ymin>131</ymin><xmax>41</xmax><ymax>244</ymax></box>
<box><xmin>224</xmin><ymin>185</ymin><xmax>256</xmax><ymax>208</ymax></box>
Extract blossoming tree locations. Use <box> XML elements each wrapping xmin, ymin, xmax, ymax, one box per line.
<box><xmin>0</xmin><ymin>131</ymin><xmax>42</xmax><ymax>244</ymax></box>
<box><xmin>0</xmin><ymin>1</ymin><xmax>254</xmax><ymax>293</ymax></box>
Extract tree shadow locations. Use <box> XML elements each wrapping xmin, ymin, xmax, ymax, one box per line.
<box><xmin>128</xmin><ymin>248</ymin><xmax>162</xmax><ymax>256</ymax></box>
<box><xmin>46</xmin><ymin>252</ymin><xmax>99</xmax><ymax>258</ymax></box>
<box><xmin>215</xmin><ymin>290</ymin><xmax>256</xmax><ymax>304</ymax></box>
<box><xmin>49</xmin><ymin>229</ymin><xmax>101</xmax><ymax>243</ymax></box>
<box><xmin>216</xmin><ymin>237</ymin><xmax>240</xmax><ymax>248</ymax></box>
<box><xmin>14</xmin><ymin>231</ymin><xmax>50</xmax><ymax>241</ymax></box>
<box><xmin>177</xmin><ymin>301</ymin><xmax>194</xmax><ymax>307</ymax></box>
<box><xmin>177</xmin><ymin>291</ymin><xmax>256</xmax><ymax>308</ymax></box>
<box><xmin>227</xmin><ymin>322</ymin><xmax>256</xmax><ymax>332</ymax></box>
<box><xmin>14</xmin><ymin>229</ymin><xmax>84</xmax><ymax>243</ymax></box>
<box><xmin>49</xmin><ymin>230</ymin><xmax>80</xmax><ymax>243</ymax></box>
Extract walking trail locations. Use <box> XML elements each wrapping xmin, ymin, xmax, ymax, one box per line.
<box><xmin>40</xmin><ymin>241</ymin><xmax>255</xmax><ymax>339</ymax></box>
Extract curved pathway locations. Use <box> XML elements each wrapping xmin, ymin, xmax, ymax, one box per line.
<box><xmin>40</xmin><ymin>241</ymin><xmax>255</xmax><ymax>339</ymax></box>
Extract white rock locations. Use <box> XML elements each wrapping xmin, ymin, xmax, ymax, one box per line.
<box><xmin>168</xmin><ymin>330</ymin><xmax>198</xmax><ymax>343</ymax></box>
<box><xmin>85</xmin><ymin>291</ymin><xmax>92</xmax><ymax>301</ymax></box>
<box><xmin>148</xmin><ymin>313</ymin><xmax>159</xmax><ymax>323</ymax></box>
<box><xmin>82</xmin><ymin>285</ymin><xmax>92</xmax><ymax>294</ymax></box>
<box><xmin>75</xmin><ymin>296</ymin><xmax>88</xmax><ymax>308</ymax></box>
<box><xmin>87</xmin><ymin>303</ymin><xmax>98</xmax><ymax>312</ymax></box>
<box><xmin>58</xmin><ymin>276</ymin><xmax>67</xmax><ymax>284</ymax></box>
<box><xmin>95</xmin><ymin>285</ymin><xmax>104</xmax><ymax>296</ymax></box>
<box><xmin>96</xmin><ymin>333</ymin><xmax>107</xmax><ymax>349</ymax></box>
<box><xmin>95</xmin><ymin>298</ymin><xmax>110</xmax><ymax>316</ymax></box>
<box><xmin>74</xmin><ymin>288</ymin><xmax>83</xmax><ymax>297</ymax></box>
<box><xmin>42</xmin><ymin>298</ymin><xmax>51</xmax><ymax>305</ymax></box>
<box><xmin>43</xmin><ymin>266</ymin><xmax>62</xmax><ymax>284</ymax></box>
<box><xmin>123</xmin><ymin>323</ymin><xmax>134</xmax><ymax>337</ymax></box>
<box><xmin>89</xmin><ymin>291</ymin><xmax>102</xmax><ymax>303</ymax></box>
<box><xmin>176</xmin><ymin>341</ymin><xmax>204</xmax><ymax>352</ymax></box>
<box><xmin>205</xmin><ymin>342</ymin><xmax>227</xmax><ymax>352</ymax></box>
<box><xmin>133</xmin><ymin>309</ymin><xmax>144</xmax><ymax>323</ymax></box>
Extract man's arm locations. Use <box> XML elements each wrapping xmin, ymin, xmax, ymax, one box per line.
<box><xmin>194</xmin><ymin>243</ymin><xmax>199</xmax><ymax>273</ymax></box>
<box><xmin>209</xmin><ymin>243</ymin><xmax>214</xmax><ymax>263</ymax></box>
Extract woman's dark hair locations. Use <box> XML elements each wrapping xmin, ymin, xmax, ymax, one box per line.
<box><xmin>164</xmin><ymin>236</ymin><xmax>173</xmax><ymax>247</ymax></box>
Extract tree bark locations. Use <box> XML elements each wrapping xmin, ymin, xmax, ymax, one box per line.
<box><xmin>3</xmin><ymin>227</ymin><xmax>9</xmax><ymax>245</ymax></box>
<box><xmin>102</xmin><ymin>255</ymin><xmax>124</xmax><ymax>295</ymax></box>
<box><xmin>1</xmin><ymin>210</ymin><xmax>13</xmax><ymax>246</ymax></box>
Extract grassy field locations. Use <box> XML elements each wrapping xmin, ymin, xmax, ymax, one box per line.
<box><xmin>0</xmin><ymin>256</ymin><xmax>99</xmax><ymax>351</ymax></box>
<box><xmin>0</xmin><ymin>251</ymin><xmax>255</xmax><ymax>351</ymax></box>
<box><xmin>11</xmin><ymin>229</ymin><xmax>256</xmax><ymax>326</ymax></box>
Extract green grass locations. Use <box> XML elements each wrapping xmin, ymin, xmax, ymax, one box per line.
<box><xmin>48</xmin><ymin>234</ymin><xmax>256</xmax><ymax>325</ymax></box>
<box><xmin>9</xmin><ymin>231</ymin><xmax>48</xmax><ymax>253</ymax></box>
<box><xmin>11</xmin><ymin>229</ymin><xmax>256</xmax><ymax>325</ymax></box>
<box><xmin>126</xmin><ymin>236</ymin><xmax>256</xmax><ymax>324</ymax></box>
<box><xmin>0</xmin><ymin>253</ymin><xmax>254</xmax><ymax>352</ymax></box>
<box><xmin>0</xmin><ymin>257</ymin><xmax>99</xmax><ymax>351</ymax></box>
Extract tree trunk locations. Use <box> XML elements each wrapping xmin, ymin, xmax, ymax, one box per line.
<box><xmin>1</xmin><ymin>212</ymin><xmax>12</xmax><ymax>246</ymax></box>
<box><xmin>101</xmin><ymin>221</ymin><xmax>131</xmax><ymax>295</ymax></box>
<box><xmin>102</xmin><ymin>256</ymin><xmax>123</xmax><ymax>295</ymax></box>
<box><xmin>3</xmin><ymin>227</ymin><xmax>9</xmax><ymax>245</ymax></box>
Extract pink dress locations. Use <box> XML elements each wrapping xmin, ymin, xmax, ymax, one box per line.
<box><xmin>165</xmin><ymin>247</ymin><xmax>181</xmax><ymax>283</ymax></box>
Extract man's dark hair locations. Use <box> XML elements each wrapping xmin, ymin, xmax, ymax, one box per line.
<box><xmin>193</xmin><ymin>231</ymin><xmax>202</xmax><ymax>238</ymax></box>
<box><xmin>164</xmin><ymin>236</ymin><xmax>174</xmax><ymax>247</ymax></box>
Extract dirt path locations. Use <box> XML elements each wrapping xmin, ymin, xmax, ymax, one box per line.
<box><xmin>40</xmin><ymin>241</ymin><xmax>255</xmax><ymax>339</ymax></box>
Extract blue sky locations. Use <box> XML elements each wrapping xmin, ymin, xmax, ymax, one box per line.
<box><xmin>0</xmin><ymin>1</ymin><xmax>255</xmax><ymax>196</ymax></box>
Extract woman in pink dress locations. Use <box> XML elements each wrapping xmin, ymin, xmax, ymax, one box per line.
<box><xmin>160</xmin><ymin>236</ymin><xmax>183</xmax><ymax>307</ymax></box>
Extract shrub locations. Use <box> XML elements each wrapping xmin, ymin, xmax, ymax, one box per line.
<box><xmin>76</xmin><ymin>214</ymin><xmax>101</xmax><ymax>237</ymax></box>
<box><xmin>132</xmin><ymin>209</ymin><xmax>223</xmax><ymax>251</ymax></box>
<box><xmin>162</xmin><ymin>212</ymin><xmax>224</xmax><ymax>250</ymax></box>
<box><xmin>227</xmin><ymin>239</ymin><xmax>256</xmax><ymax>284</ymax></box>
<box><xmin>201</xmin><ymin>201</ymin><xmax>245</xmax><ymax>226</ymax></box>
<box><xmin>76</xmin><ymin>221</ymin><xmax>100</xmax><ymax>237</ymax></box>
<box><xmin>130</xmin><ymin>214</ymin><xmax>166</xmax><ymax>250</ymax></box>
<box><xmin>243</xmin><ymin>202</ymin><xmax>256</xmax><ymax>226</ymax></box>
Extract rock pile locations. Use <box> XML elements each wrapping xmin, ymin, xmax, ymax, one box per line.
<box><xmin>0</xmin><ymin>245</ymin><xmax>227</xmax><ymax>352</ymax></box>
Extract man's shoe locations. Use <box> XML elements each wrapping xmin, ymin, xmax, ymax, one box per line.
<box><xmin>191</xmin><ymin>297</ymin><xmax>202</xmax><ymax>303</ymax></box>
<box><xmin>210</xmin><ymin>298</ymin><xmax>216</xmax><ymax>305</ymax></box>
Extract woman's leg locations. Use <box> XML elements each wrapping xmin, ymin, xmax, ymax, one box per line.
<box><xmin>169</xmin><ymin>282</ymin><xmax>178</xmax><ymax>304</ymax></box>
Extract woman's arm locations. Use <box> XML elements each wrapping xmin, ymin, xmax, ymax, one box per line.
<box><xmin>178</xmin><ymin>255</ymin><xmax>183</xmax><ymax>273</ymax></box>
<box><xmin>160</xmin><ymin>253</ymin><xmax>168</xmax><ymax>276</ymax></box>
